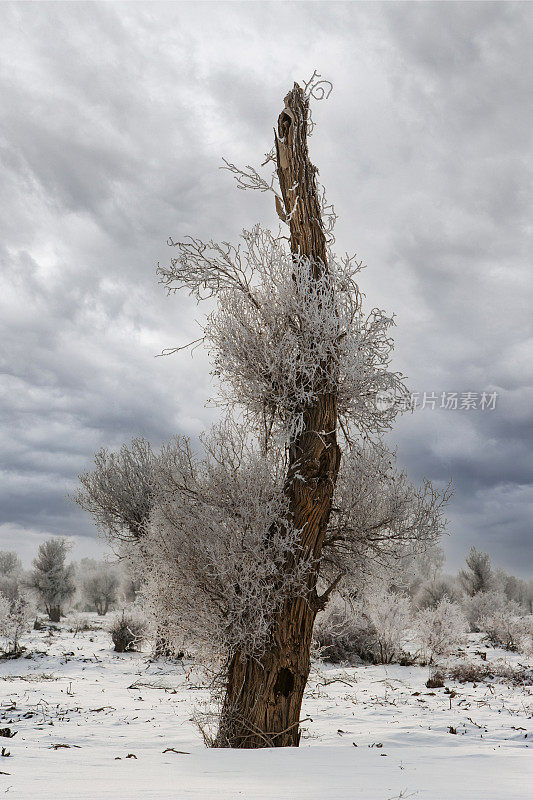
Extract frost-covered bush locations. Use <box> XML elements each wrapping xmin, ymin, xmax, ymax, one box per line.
<box><xmin>413</xmin><ymin>575</ymin><xmax>462</xmax><ymax>610</ymax></box>
<box><xmin>140</xmin><ymin>423</ymin><xmax>311</xmax><ymax>666</ymax></box>
<box><xmin>313</xmin><ymin>596</ymin><xmax>376</xmax><ymax>664</ymax></box>
<box><xmin>109</xmin><ymin>610</ymin><xmax>148</xmax><ymax>652</ymax></box>
<box><xmin>68</xmin><ymin>613</ymin><xmax>100</xmax><ymax>634</ymax></box>
<box><xmin>0</xmin><ymin>593</ymin><xmax>35</xmax><ymax>655</ymax></box>
<box><xmin>480</xmin><ymin>609</ymin><xmax>532</xmax><ymax>653</ymax></box>
<box><xmin>364</xmin><ymin>590</ymin><xmax>411</xmax><ymax>664</ymax></box>
<box><xmin>462</xmin><ymin>590</ymin><xmax>510</xmax><ymax>632</ymax></box>
<box><xmin>415</xmin><ymin>599</ymin><xmax>468</xmax><ymax>663</ymax></box>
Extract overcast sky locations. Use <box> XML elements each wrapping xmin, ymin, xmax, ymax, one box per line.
<box><xmin>1</xmin><ymin>1</ymin><xmax>532</xmax><ymax>576</ymax></box>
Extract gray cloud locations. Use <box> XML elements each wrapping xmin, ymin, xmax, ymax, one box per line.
<box><xmin>0</xmin><ymin>2</ymin><xmax>531</xmax><ymax>575</ymax></box>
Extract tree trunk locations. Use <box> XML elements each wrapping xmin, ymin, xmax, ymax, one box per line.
<box><xmin>215</xmin><ymin>83</ymin><xmax>341</xmax><ymax>749</ymax></box>
<box><xmin>48</xmin><ymin>606</ymin><xmax>61</xmax><ymax>623</ymax></box>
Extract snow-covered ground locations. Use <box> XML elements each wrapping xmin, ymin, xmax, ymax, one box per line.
<box><xmin>0</xmin><ymin>615</ymin><xmax>531</xmax><ymax>799</ymax></box>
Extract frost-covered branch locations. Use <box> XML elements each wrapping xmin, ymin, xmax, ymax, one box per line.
<box><xmin>74</xmin><ymin>438</ymin><xmax>157</xmax><ymax>543</ymax></box>
<box><xmin>322</xmin><ymin>442</ymin><xmax>451</xmax><ymax>583</ymax></box>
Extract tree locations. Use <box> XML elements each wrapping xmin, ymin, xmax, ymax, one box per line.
<box><xmin>28</xmin><ymin>538</ymin><xmax>75</xmax><ymax>622</ymax></box>
<box><xmin>83</xmin><ymin>563</ymin><xmax>119</xmax><ymax>615</ymax></box>
<box><xmin>459</xmin><ymin>546</ymin><xmax>494</xmax><ymax>596</ymax></box>
<box><xmin>0</xmin><ymin>550</ymin><xmax>24</xmax><ymax>610</ymax></box>
<box><xmin>143</xmin><ymin>77</ymin><xmax>448</xmax><ymax>748</ymax></box>
<box><xmin>0</xmin><ymin>551</ymin><xmax>22</xmax><ymax>576</ymax></box>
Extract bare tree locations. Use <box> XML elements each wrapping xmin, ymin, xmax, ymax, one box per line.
<box><xmin>145</xmin><ymin>78</ymin><xmax>449</xmax><ymax>748</ymax></box>
<box><xmin>27</xmin><ymin>538</ymin><xmax>75</xmax><ymax>622</ymax></box>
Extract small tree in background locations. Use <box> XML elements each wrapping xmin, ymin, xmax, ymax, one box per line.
<box><xmin>459</xmin><ymin>547</ymin><xmax>494</xmax><ymax>596</ymax></box>
<box><xmin>83</xmin><ymin>564</ymin><xmax>120</xmax><ymax>615</ymax></box>
<box><xmin>28</xmin><ymin>538</ymin><xmax>75</xmax><ymax>622</ymax></box>
<box><xmin>0</xmin><ymin>551</ymin><xmax>22</xmax><ymax>576</ymax></box>
<box><xmin>0</xmin><ymin>550</ymin><xmax>24</xmax><ymax>609</ymax></box>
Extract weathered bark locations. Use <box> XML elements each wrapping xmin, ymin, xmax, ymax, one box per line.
<box><xmin>215</xmin><ymin>83</ymin><xmax>341</xmax><ymax>749</ymax></box>
<box><xmin>48</xmin><ymin>606</ymin><xmax>61</xmax><ymax>623</ymax></box>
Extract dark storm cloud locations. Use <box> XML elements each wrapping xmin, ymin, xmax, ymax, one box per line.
<box><xmin>0</xmin><ymin>2</ymin><xmax>531</xmax><ymax>574</ymax></box>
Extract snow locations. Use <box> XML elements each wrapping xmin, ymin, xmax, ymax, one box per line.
<box><xmin>0</xmin><ymin>615</ymin><xmax>531</xmax><ymax>799</ymax></box>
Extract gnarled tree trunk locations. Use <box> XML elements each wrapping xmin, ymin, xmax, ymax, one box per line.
<box><xmin>215</xmin><ymin>83</ymin><xmax>341</xmax><ymax>749</ymax></box>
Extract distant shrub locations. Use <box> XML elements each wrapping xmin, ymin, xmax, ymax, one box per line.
<box><xmin>415</xmin><ymin>599</ymin><xmax>469</xmax><ymax>663</ymax></box>
<box><xmin>448</xmin><ymin>661</ymin><xmax>488</xmax><ymax>684</ymax></box>
<box><xmin>462</xmin><ymin>591</ymin><xmax>509</xmax><ymax>632</ymax></box>
<box><xmin>364</xmin><ymin>590</ymin><xmax>412</xmax><ymax>664</ymax></box>
<box><xmin>447</xmin><ymin>660</ymin><xmax>532</xmax><ymax>686</ymax></box>
<box><xmin>414</xmin><ymin>575</ymin><xmax>462</xmax><ymax>610</ymax></box>
<box><xmin>426</xmin><ymin>669</ymin><xmax>445</xmax><ymax>688</ymax></box>
<box><xmin>109</xmin><ymin>610</ymin><xmax>147</xmax><ymax>652</ymax></box>
<box><xmin>313</xmin><ymin>596</ymin><xmax>376</xmax><ymax>664</ymax></box>
<box><xmin>68</xmin><ymin>613</ymin><xmax>99</xmax><ymax>634</ymax></box>
<box><xmin>480</xmin><ymin>610</ymin><xmax>532</xmax><ymax>653</ymax></box>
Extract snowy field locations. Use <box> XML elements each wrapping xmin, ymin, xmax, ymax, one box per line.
<box><xmin>0</xmin><ymin>614</ymin><xmax>531</xmax><ymax>800</ymax></box>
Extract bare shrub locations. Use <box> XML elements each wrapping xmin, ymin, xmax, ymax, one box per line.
<box><xmin>75</xmin><ymin>438</ymin><xmax>157</xmax><ymax>543</ymax></box>
<box><xmin>140</xmin><ymin>423</ymin><xmax>311</xmax><ymax>667</ymax></box>
<box><xmin>109</xmin><ymin>610</ymin><xmax>148</xmax><ymax>652</ymax></box>
<box><xmin>415</xmin><ymin>599</ymin><xmax>469</xmax><ymax>663</ymax></box>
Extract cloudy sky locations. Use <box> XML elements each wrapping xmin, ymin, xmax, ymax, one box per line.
<box><xmin>1</xmin><ymin>2</ymin><xmax>532</xmax><ymax>576</ymax></box>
